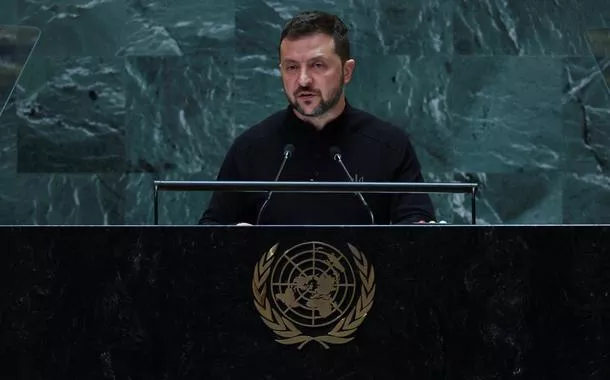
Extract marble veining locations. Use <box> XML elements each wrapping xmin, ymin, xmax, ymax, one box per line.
<box><xmin>0</xmin><ymin>1</ymin><xmax>608</xmax><ymax>224</ymax></box>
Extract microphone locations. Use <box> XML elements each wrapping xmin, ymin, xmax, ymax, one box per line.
<box><xmin>256</xmin><ymin>144</ymin><xmax>295</xmax><ymax>225</ymax></box>
<box><xmin>329</xmin><ymin>146</ymin><xmax>375</xmax><ymax>225</ymax></box>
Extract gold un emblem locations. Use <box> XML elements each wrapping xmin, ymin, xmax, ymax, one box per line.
<box><xmin>252</xmin><ymin>241</ymin><xmax>376</xmax><ymax>349</ymax></box>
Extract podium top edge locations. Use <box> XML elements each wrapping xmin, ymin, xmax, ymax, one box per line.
<box><xmin>2</xmin><ymin>224</ymin><xmax>610</xmax><ymax>228</ymax></box>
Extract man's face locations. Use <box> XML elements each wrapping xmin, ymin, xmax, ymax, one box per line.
<box><xmin>279</xmin><ymin>33</ymin><xmax>354</xmax><ymax>118</ymax></box>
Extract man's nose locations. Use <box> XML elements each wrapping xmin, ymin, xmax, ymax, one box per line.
<box><xmin>298</xmin><ymin>68</ymin><xmax>312</xmax><ymax>86</ymax></box>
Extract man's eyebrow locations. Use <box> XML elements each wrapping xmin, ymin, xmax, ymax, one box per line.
<box><xmin>308</xmin><ymin>54</ymin><xmax>328</xmax><ymax>61</ymax></box>
<box><xmin>281</xmin><ymin>55</ymin><xmax>330</xmax><ymax>63</ymax></box>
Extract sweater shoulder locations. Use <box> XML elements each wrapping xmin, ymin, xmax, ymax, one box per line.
<box><xmin>348</xmin><ymin>107</ymin><xmax>414</xmax><ymax>152</ymax></box>
<box><xmin>232</xmin><ymin>109</ymin><xmax>287</xmax><ymax>149</ymax></box>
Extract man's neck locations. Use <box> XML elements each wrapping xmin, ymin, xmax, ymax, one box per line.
<box><xmin>293</xmin><ymin>97</ymin><xmax>346</xmax><ymax>130</ymax></box>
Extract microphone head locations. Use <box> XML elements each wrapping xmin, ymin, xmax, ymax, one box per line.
<box><xmin>329</xmin><ymin>146</ymin><xmax>342</xmax><ymax>160</ymax></box>
<box><xmin>283</xmin><ymin>143</ymin><xmax>295</xmax><ymax>157</ymax></box>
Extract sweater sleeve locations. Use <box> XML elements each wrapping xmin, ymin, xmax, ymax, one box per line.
<box><xmin>198</xmin><ymin>142</ymin><xmax>254</xmax><ymax>225</ymax></box>
<box><xmin>389</xmin><ymin>138</ymin><xmax>436</xmax><ymax>224</ymax></box>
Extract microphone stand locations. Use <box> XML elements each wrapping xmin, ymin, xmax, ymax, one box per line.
<box><xmin>256</xmin><ymin>144</ymin><xmax>294</xmax><ymax>225</ymax></box>
<box><xmin>331</xmin><ymin>148</ymin><xmax>376</xmax><ymax>225</ymax></box>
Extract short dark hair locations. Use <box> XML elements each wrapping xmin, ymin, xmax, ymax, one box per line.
<box><xmin>279</xmin><ymin>11</ymin><xmax>351</xmax><ymax>62</ymax></box>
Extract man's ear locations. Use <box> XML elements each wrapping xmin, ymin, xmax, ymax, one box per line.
<box><xmin>343</xmin><ymin>59</ymin><xmax>355</xmax><ymax>84</ymax></box>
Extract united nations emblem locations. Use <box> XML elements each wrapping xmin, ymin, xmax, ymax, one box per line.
<box><xmin>252</xmin><ymin>241</ymin><xmax>375</xmax><ymax>349</ymax></box>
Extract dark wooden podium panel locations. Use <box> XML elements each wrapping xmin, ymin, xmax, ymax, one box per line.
<box><xmin>1</xmin><ymin>225</ymin><xmax>609</xmax><ymax>379</ymax></box>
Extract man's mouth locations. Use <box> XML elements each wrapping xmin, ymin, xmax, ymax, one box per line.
<box><xmin>297</xmin><ymin>93</ymin><xmax>318</xmax><ymax>100</ymax></box>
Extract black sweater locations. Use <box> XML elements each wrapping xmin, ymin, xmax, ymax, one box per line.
<box><xmin>199</xmin><ymin>102</ymin><xmax>435</xmax><ymax>225</ymax></box>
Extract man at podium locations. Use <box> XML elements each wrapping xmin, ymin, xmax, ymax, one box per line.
<box><xmin>199</xmin><ymin>10</ymin><xmax>435</xmax><ymax>226</ymax></box>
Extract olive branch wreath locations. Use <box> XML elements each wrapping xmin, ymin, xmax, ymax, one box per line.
<box><xmin>252</xmin><ymin>243</ymin><xmax>375</xmax><ymax>350</ymax></box>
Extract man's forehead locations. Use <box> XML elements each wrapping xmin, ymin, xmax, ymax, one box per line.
<box><xmin>280</xmin><ymin>33</ymin><xmax>337</xmax><ymax>60</ymax></box>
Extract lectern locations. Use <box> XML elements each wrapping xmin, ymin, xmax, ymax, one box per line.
<box><xmin>2</xmin><ymin>225</ymin><xmax>609</xmax><ymax>379</ymax></box>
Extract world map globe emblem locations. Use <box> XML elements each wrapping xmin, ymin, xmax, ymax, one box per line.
<box><xmin>270</xmin><ymin>241</ymin><xmax>358</xmax><ymax>328</ymax></box>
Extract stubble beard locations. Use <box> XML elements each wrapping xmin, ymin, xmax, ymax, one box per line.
<box><xmin>288</xmin><ymin>72</ymin><xmax>344</xmax><ymax>118</ymax></box>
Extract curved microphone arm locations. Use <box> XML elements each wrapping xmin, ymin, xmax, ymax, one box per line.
<box><xmin>330</xmin><ymin>149</ymin><xmax>375</xmax><ymax>225</ymax></box>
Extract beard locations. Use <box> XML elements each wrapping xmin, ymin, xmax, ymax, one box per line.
<box><xmin>287</xmin><ymin>73</ymin><xmax>344</xmax><ymax>118</ymax></box>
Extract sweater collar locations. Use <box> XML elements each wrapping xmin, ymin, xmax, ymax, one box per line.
<box><xmin>284</xmin><ymin>100</ymin><xmax>353</xmax><ymax>141</ymax></box>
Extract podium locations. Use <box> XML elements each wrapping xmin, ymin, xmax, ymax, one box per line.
<box><xmin>2</xmin><ymin>225</ymin><xmax>609</xmax><ymax>379</ymax></box>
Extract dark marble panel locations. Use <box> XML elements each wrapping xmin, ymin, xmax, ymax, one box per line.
<box><xmin>563</xmin><ymin>57</ymin><xmax>610</xmax><ymax>174</ymax></box>
<box><xmin>15</xmin><ymin>55</ymin><xmax>125</xmax><ymax>172</ymax></box>
<box><xmin>0</xmin><ymin>174</ymin><xmax>125</xmax><ymax>225</ymax></box>
<box><xmin>447</xmin><ymin>56</ymin><xmax>564</xmax><ymax>173</ymax></box>
<box><xmin>17</xmin><ymin>0</ymin><xmax>233</xmax><ymax>56</ymax></box>
<box><xmin>0</xmin><ymin>175</ymin><xmax>17</xmax><ymax>224</ymax></box>
<box><xmin>125</xmin><ymin>51</ymin><xmax>234</xmax><ymax>175</ymax></box>
<box><xmin>1</xmin><ymin>173</ymin><xmax>125</xmax><ymax>225</ymax></box>
<box><xmin>124</xmin><ymin>173</ymin><xmax>153</xmax><ymax>224</ymax></box>
<box><xmin>341</xmin><ymin>0</ymin><xmax>455</xmax><ymax>57</ymax></box>
<box><xmin>0</xmin><ymin>98</ymin><xmax>18</xmax><ymax>174</ymax></box>
<box><xmin>122</xmin><ymin>0</ymin><xmax>234</xmax><ymax>55</ymax></box>
<box><xmin>125</xmin><ymin>173</ymin><xmax>211</xmax><ymax>225</ymax></box>
<box><xmin>0</xmin><ymin>0</ymin><xmax>18</xmax><ymax>25</ymax></box>
<box><xmin>479</xmin><ymin>171</ymin><xmax>562</xmax><ymax>224</ymax></box>
<box><xmin>235</xmin><ymin>0</ymin><xmax>284</xmax><ymax>58</ymax></box>
<box><xmin>236</xmin><ymin>0</ymin><xmax>454</xmax><ymax>57</ymax></box>
<box><xmin>233</xmin><ymin>53</ymin><xmax>285</xmax><ymax>129</ymax></box>
<box><xmin>18</xmin><ymin>0</ymin><xmax>136</xmax><ymax>56</ymax></box>
<box><xmin>454</xmin><ymin>0</ymin><xmax>610</xmax><ymax>55</ymax></box>
<box><xmin>563</xmin><ymin>173</ymin><xmax>610</xmax><ymax>223</ymax></box>
<box><xmin>429</xmin><ymin>171</ymin><xmax>562</xmax><ymax>225</ymax></box>
<box><xmin>1</xmin><ymin>1</ymin><xmax>607</xmax><ymax>227</ymax></box>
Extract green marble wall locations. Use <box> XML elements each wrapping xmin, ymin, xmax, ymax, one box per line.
<box><xmin>1</xmin><ymin>0</ymin><xmax>609</xmax><ymax>225</ymax></box>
